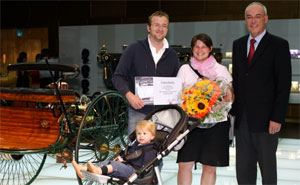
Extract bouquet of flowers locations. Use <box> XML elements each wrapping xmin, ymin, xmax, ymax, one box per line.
<box><xmin>181</xmin><ymin>77</ymin><xmax>232</xmax><ymax>127</ymax></box>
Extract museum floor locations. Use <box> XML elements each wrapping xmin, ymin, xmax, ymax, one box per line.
<box><xmin>31</xmin><ymin>124</ymin><xmax>300</xmax><ymax>185</ymax></box>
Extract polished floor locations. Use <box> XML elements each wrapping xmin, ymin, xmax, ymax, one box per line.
<box><xmin>29</xmin><ymin>137</ymin><xmax>300</xmax><ymax>185</ymax></box>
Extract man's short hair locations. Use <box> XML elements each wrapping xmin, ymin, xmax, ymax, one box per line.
<box><xmin>148</xmin><ymin>11</ymin><xmax>169</xmax><ymax>26</ymax></box>
<box><xmin>244</xmin><ymin>2</ymin><xmax>268</xmax><ymax>18</ymax></box>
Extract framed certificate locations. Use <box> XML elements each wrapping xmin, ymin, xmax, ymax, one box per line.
<box><xmin>135</xmin><ymin>77</ymin><xmax>182</xmax><ymax>105</ymax></box>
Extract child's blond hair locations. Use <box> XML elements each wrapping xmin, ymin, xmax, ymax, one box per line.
<box><xmin>135</xmin><ymin>120</ymin><xmax>156</xmax><ymax>137</ymax></box>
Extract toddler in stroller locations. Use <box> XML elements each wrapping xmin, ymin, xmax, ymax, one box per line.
<box><xmin>72</xmin><ymin>120</ymin><xmax>157</xmax><ymax>180</ymax></box>
<box><xmin>74</xmin><ymin>105</ymin><xmax>191</xmax><ymax>185</ymax></box>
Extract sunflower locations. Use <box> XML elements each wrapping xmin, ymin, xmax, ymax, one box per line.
<box><xmin>192</xmin><ymin>99</ymin><xmax>210</xmax><ymax>118</ymax></box>
<box><xmin>182</xmin><ymin>93</ymin><xmax>211</xmax><ymax>119</ymax></box>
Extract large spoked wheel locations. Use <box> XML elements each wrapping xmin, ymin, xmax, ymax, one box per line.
<box><xmin>75</xmin><ymin>91</ymin><xmax>128</xmax><ymax>185</ymax></box>
<box><xmin>0</xmin><ymin>153</ymin><xmax>47</xmax><ymax>185</ymax></box>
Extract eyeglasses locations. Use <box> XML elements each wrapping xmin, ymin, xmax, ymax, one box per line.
<box><xmin>246</xmin><ymin>14</ymin><xmax>264</xmax><ymax>20</ymax></box>
<box><xmin>152</xmin><ymin>23</ymin><xmax>168</xmax><ymax>30</ymax></box>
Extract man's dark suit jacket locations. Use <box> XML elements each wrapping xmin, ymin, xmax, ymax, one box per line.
<box><xmin>231</xmin><ymin>32</ymin><xmax>291</xmax><ymax>132</ymax></box>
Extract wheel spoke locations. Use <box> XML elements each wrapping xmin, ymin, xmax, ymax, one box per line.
<box><xmin>0</xmin><ymin>153</ymin><xmax>46</xmax><ymax>185</ymax></box>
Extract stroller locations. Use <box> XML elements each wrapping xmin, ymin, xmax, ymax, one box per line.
<box><xmin>81</xmin><ymin>104</ymin><xmax>201</xmax><ymax>185</ymax></box>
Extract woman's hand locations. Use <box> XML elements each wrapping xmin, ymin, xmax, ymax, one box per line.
<box><xmin>223</xmin><ymin>86</ymin><xmax>234</xmax><ymax>102</ymax></box>
<box><xmin>212</xmin><ymin>86</ymin><xmax>233</xmax><ymax>112</ymax></box>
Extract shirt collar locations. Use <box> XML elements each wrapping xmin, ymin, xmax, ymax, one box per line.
<box><xmin>148</xmin><ymin>34</ymin><xmax>169</xmax><ymax>51</ymax></box>
<box><xmin>248</xmin><ymin>29</ymin><xmax>266</xmax><ymax>44</ymax></box>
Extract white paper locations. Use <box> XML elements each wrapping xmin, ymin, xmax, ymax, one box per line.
<box><xmin>135</xmin><ymin>77</ymin><xmax>182</xmax><ymax>105</ymax></box>
<box><xmin>135</xmin><ymin>76</ymin><xmax>154</xmax><ymax>105</ymax></box>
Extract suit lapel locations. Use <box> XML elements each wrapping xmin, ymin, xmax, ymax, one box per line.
<box><xmin>249</xmin><ymin>32</ymin><xmax>270</xmax><ymax>68</ymax></box>
<box><xmin>240</xmin><ymin>36</ymin><xmax>248</xmax><ymax>69</ymax></box>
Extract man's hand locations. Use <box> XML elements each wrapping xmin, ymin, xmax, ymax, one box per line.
<box><xmin>269</xmin><ymin>120</ymin><xmax>281</xmax><ymax>134</ymax></box>
<box><xmin>125</xmin><ymin>91</ymin><xmax>145</xmax><ymax>109</ymax></box>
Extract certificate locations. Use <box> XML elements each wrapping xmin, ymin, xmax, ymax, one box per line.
<box><xmin>135</xmin><ymin>77</ymin><xmax>182</xmax><ymax>105</ymax></box>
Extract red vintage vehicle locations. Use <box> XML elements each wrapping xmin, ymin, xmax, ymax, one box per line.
<box><xmin>0</xmin><ymin>62</ymin><xmax>128</xmax><ymax>185</ymax></box>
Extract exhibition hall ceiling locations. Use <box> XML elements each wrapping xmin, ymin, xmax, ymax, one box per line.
<box><xmin>1</xmin><ymin>1</ymin><xmax>300</xmax><ymax>29</ymax></box>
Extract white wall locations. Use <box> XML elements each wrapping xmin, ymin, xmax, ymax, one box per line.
<box><xmin>59</xmin><ymin>26</ymin><xmax>103</xmax><ymax>95</ymax></box>
<box><xmin>59</xmin><ymin>19</ymin><xmax>300</xmax><ymax>95</ymax></box>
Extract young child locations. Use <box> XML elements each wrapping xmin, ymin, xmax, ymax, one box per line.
<box><xmin>72</xmin><ymin>120</ymin><xmax>157</xmax><ymax>179</ymax></box>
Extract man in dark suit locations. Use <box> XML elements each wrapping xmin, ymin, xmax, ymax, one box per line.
<box><xmin>231</xmin><ymin>2</ymin><xmax>291</xmax><ymax>185</ymax></box>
